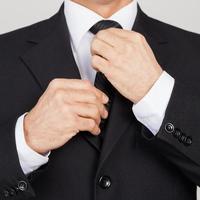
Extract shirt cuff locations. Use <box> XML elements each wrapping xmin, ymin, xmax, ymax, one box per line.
<box><xmin>132</xmin><ymin>71</ymin><xmax>175</xmax><ymax>135</ymax></box>
<box><xmin>15</xmin><ymin>113</ymin><xmax>50</xmax><ymax>175</ymax></box>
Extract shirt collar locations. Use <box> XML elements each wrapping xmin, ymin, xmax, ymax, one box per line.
<box><xmin>65</xmin><ymin>0</ymin><xmax>138</xmax><ymax>50</ymax></box>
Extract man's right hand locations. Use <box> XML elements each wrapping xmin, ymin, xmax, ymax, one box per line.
<box><xmin>24</xmin><ymin>79</ymin><xmax>109</xmax><ymax>155</ymax></box>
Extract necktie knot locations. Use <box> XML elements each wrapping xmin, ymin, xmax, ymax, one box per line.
<box><xmin>90</xmin><ymin>20</ymin><xmax>122</xmax><ymax>34</ymax></box>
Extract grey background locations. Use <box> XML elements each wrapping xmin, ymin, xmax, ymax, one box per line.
<box><xmin>0</xmin><ymin>0</ymin><xmax>200</xmax><ymax>198</ymax></box>
<box><xmin>0</xmin><ymin>0</ymin><xmax>200</xmax><ymax>34</ymax></box>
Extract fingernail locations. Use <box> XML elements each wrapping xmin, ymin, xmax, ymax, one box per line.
<box><xmin>103</xmin><ymin>95</ymin><xmax>109</xmax><ymax>103</ymax></box>
<box><xmin>97</xmin><ymin>128</ymin><xmax>101</xmax><ymax>134</ymax></box>
<box><xmin>103</xmin><ymin>110</ymin><xmax>108</xmax><ymax>119</ymax></box>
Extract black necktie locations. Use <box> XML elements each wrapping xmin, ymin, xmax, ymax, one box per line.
<box><xmin>90</xmin><ymin>20</ymin><xmax>123</xmax><ymax>34</ymax></box>
<box><xmin>89</xmin><ymin>20</ymin><xmax>123</xmax><ymax>140</ymax></box>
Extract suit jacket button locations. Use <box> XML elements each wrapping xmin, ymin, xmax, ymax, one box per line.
<box><xmin>165</xmin><ymin>123</ymin><xmax>175</xmax><ymax>134</ymax></box>
<box><xmin>99</xmin><ymin>176</ymin><xmax>112</xmax><ymax>189</ymax></box>
<box><xmin>185</xmin><ymin>137</ymin><xmax>192</xmax><ymax>146</ymax></box>
<box><xmin>173</xmin><ymin>129</ymin><xmax>181</xmax><ymax>138</ymax></box>
<box><xmin>18</xmin><ymin>181</ymin><xmax>28</xmax><ymax>192</ymax></box>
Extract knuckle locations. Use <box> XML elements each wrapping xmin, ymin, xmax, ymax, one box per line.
<box><xmin>125</xmin><ymin>44</ymin><xmax>134</xmax><ymax>55</ymax></box>
<box><xmin>141</xmin><ymin>34</ymin><xmax>145</xmax><ymax>40</ymax></box>
<box><xmin>91</xmin><ymin>55</ymin><xmax>97</xmax><ymax>65</ymax></box>
<box><xmin>139</xmin><ymin>34</ymin><xmax>145</xmax><ymax>42</ymax></box>
<box><xmin>98</xmin><ymin>46</ymin><xmax>104</xmax><ymax>54</ymax></box>
<box><xmin>70</xmin><ymin>115</ymin><xmax>78</xmax><ymax>127</ymax></box>
<box><xmin>93</xmin><ymin>56</ymin><xmax>103</xmax><ymax>68</ymax></box>
<box><xmin>92</xmin><ymin>106</ymin><xmax>99</xmax><ymax>117</ymax></box>
<box><xmin>108</xmin><ymin>27</ymin><xmax>115</xmax><ymax>32</ymax></box>
<box><xmin>98</xmin><ymin>92</ymin><xmax>104</xmax><ymax>101</ymax></box>
<box><xmin>109</xmin><ymin>50</ymin><xmax>117</xmax><ymax>60</ymax></box>
<box><xmin>88</xmin><ymin>120</ymin><xmax>96</xmax><ymax>130</ymax></box>
<box><xmin>135</xmin><ymin>33</ymin><xmax>144</xmax><ymax>41</ymax></box>
<box><xmin>54</xmin><ymin>89</ymin><xmax>64</xmax><ymax>101</ymax></box>
<box><xmin>49</xmin><ymin>78</ymin><xmax>60</xmax><ymax>89</ymax></box>
<box><xmin>62</xmin><ymin>104</ymin><xmax>70</xmax><ymax>114</ymax></box>
<box><xmin>117</xmin><ymin>58</ymin><xmax>124</xmax><ymax>67</ymax></box>
<box><xmin>107</xmin><ymin>61</ymin><xmax>113</xmax><ymax>68</ymax></box>
<box><xmin>103</xmin><ymin>63</ymin><xmax>112</xmax><ymax>78</ymax></box>
<box><xmin>96</xmin><ymin>30</ymin><xmax>106</xmax><ymax>39</ymax></box>
<box><xmin>125</xmin><ymin>43</ymin><xmax>132</xmax><ymax>51</ymax></box>
<box><xmin>83</xmin><ymin>80</ymin><xmax>92</xmax><ymax>88</ymax></box>
<box><xmin>114</xmin><ymin>53</ymin><xmax>123</xmax><ymax>62</ymax></box>
<box><xmin>90</xmin><ymin>92</ymin><xmax>98</xmax><ymax>101</ymax></box>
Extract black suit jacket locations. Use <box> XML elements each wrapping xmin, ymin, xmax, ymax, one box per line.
<box><xmin>1</xmin><ymin>3</ymin><xmax>200</xmax><ymax>200</ymax></box>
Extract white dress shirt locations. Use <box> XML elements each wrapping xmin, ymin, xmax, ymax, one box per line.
<box><xmin>15</xmin><ymin>0</ymin><xmax>175</xmax><ymax>175</ymax></box>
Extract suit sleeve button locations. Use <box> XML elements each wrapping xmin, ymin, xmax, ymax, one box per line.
<box><xmin>185</xmin><ymin>137</ymin><xmax>192</xmax><ymax>146</ymax></box>
<box><xmin>165</xmin><ymin>123</ymin><xmax>175</xmax><ymax>134</ymax></box>
<box><xmin>18</xmin><ymin>181</ymin><xmax>28</xmax><ymax>192</ymax></box>
<box><xmin>9</xmin><ymin>188</ymin><xmax>16</xmax><ymax>196</ymax></box>
<box><xmin>173</xmin><ymin>129</ymin><xmax>181</xmax><ymax>138</ymax></box>
<box><xmin>3</xmin><ymin>190</ymin><xmax>10</xmax><ymax>197</ymax></box>
<box><xmin>178</xmin><ymin>134</ymin><xmax>187</xmax><ymax>143</ymax></box>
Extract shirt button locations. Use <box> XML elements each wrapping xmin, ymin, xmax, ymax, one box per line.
<box><xmin>98</xmin><ymin>176</ymin><xmax>112</xmax><ymax>189</ymax></box>
<box><xmin>18</xmin><ymin>180</ymin><xmax>28</xmax><ymax>192</ymax></box>
<box><xmin>165</xmin><ymin>123</ymin><xmax>175</xmax><ymax>134</ymax></box>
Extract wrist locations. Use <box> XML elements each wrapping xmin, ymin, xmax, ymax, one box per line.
<box><xmin>133</xmin><ymin>68</ymin><xmax>163</xmax><ymax>104</ymax></box>
<box><xmin>24</xmin><ymin>114</ymin><xmax>49</xmax><ymax>155</ymax></box>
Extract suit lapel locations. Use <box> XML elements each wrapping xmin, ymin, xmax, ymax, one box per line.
<box><xmin>20</xmin><ymin>4</ymin><xmax>81</xmax><ymax>91</ymax></box>
<box><xmin>97</xmin><ymin>5</ymin><xmax>170</xmax><ymax>172</ymax></box>
<box><xmin>20</xmin><ymin>4</ymin><xmax>102</xmax><ymax>152</ymax></box>
<box><xmin>96</xmin><ymin>91</ymin><xmax>134</xmax><ymax>172</ymax></box>
<box><xmin>133</xmin><ymin>6</ymin><xmax>170</xmax><ymax>69</ymax></box>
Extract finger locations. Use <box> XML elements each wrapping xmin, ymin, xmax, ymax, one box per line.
<box><xmin>64</xmin><ymin>90</ymin><xmax>108</xmax><ymax>119</ymax></box>
<box><xmin>49</xmin><ymin>79</ymin><xmax>91</xmax><ymax>90</ymax></box>
<box><xmin>49</xmin><ymin>79</ymin><xmax>109</xmax><ymax>103</ymax></box>
<box><xmin>107</xmin><ymin>28</ymin><xmax>145</xmax><ymax>44</ymax></box>
<box><xmin>107</xmin><ymin>28</ymin><xmax>135</xmax><ymax>38</ymax></box>
<box><xmin>91</xmin><ymin>55</ymin><xmax>112</xmax><ymax>77</ymax></box>
<box><xmin>77</xmin><ymin>117</ymin><xmax>100</xmax><ymax>135</ymax></box>
<box><xmin>63</xmin><ymin>89</ymin><xmax>108</xmax><ymax>107</ymax></box>
<box><xmin>91</xmin><ymin>38</ymin><xmax>116</xmax><ymax>61</ymax></box>
<box><xmin>96</xmin><ymin>29</ymin><xmax>125</xmax><ymax>48</ymax></box>
<box><xmin>71</xmin><ymin>102</ymin><xmax>108</xmax><ymax>123</ymax></box>
<box><xmin>89</xmin><ymin>87</ymin><xmax>109</xmax><ymax>104</ymax></box>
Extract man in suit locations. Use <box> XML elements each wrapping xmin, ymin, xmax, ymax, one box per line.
<box><xmin>0</xmin><ymin>0</ymin><xmax>200</xmax><ymax>199</ymax></box>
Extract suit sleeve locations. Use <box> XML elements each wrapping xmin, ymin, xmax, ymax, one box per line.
<box><xmin>0</xmin><ymin>116</ymin><xmax>36</xmax><ymax>199</ymax></box>
<box><xmin>15</xmin><ymin>114</ymin><xmax>49</xmax><ymax>175</ymax></box>
<box><xmin>142</xmin><ymin>80</ymin><xmax>200</xmax><ymax>186</ymax></box>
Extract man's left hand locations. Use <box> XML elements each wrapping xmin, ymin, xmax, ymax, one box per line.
<box><xmin>91</xmin><ymin>28</ymin><xmax>163</xmax><ymax>103</ymax></box>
